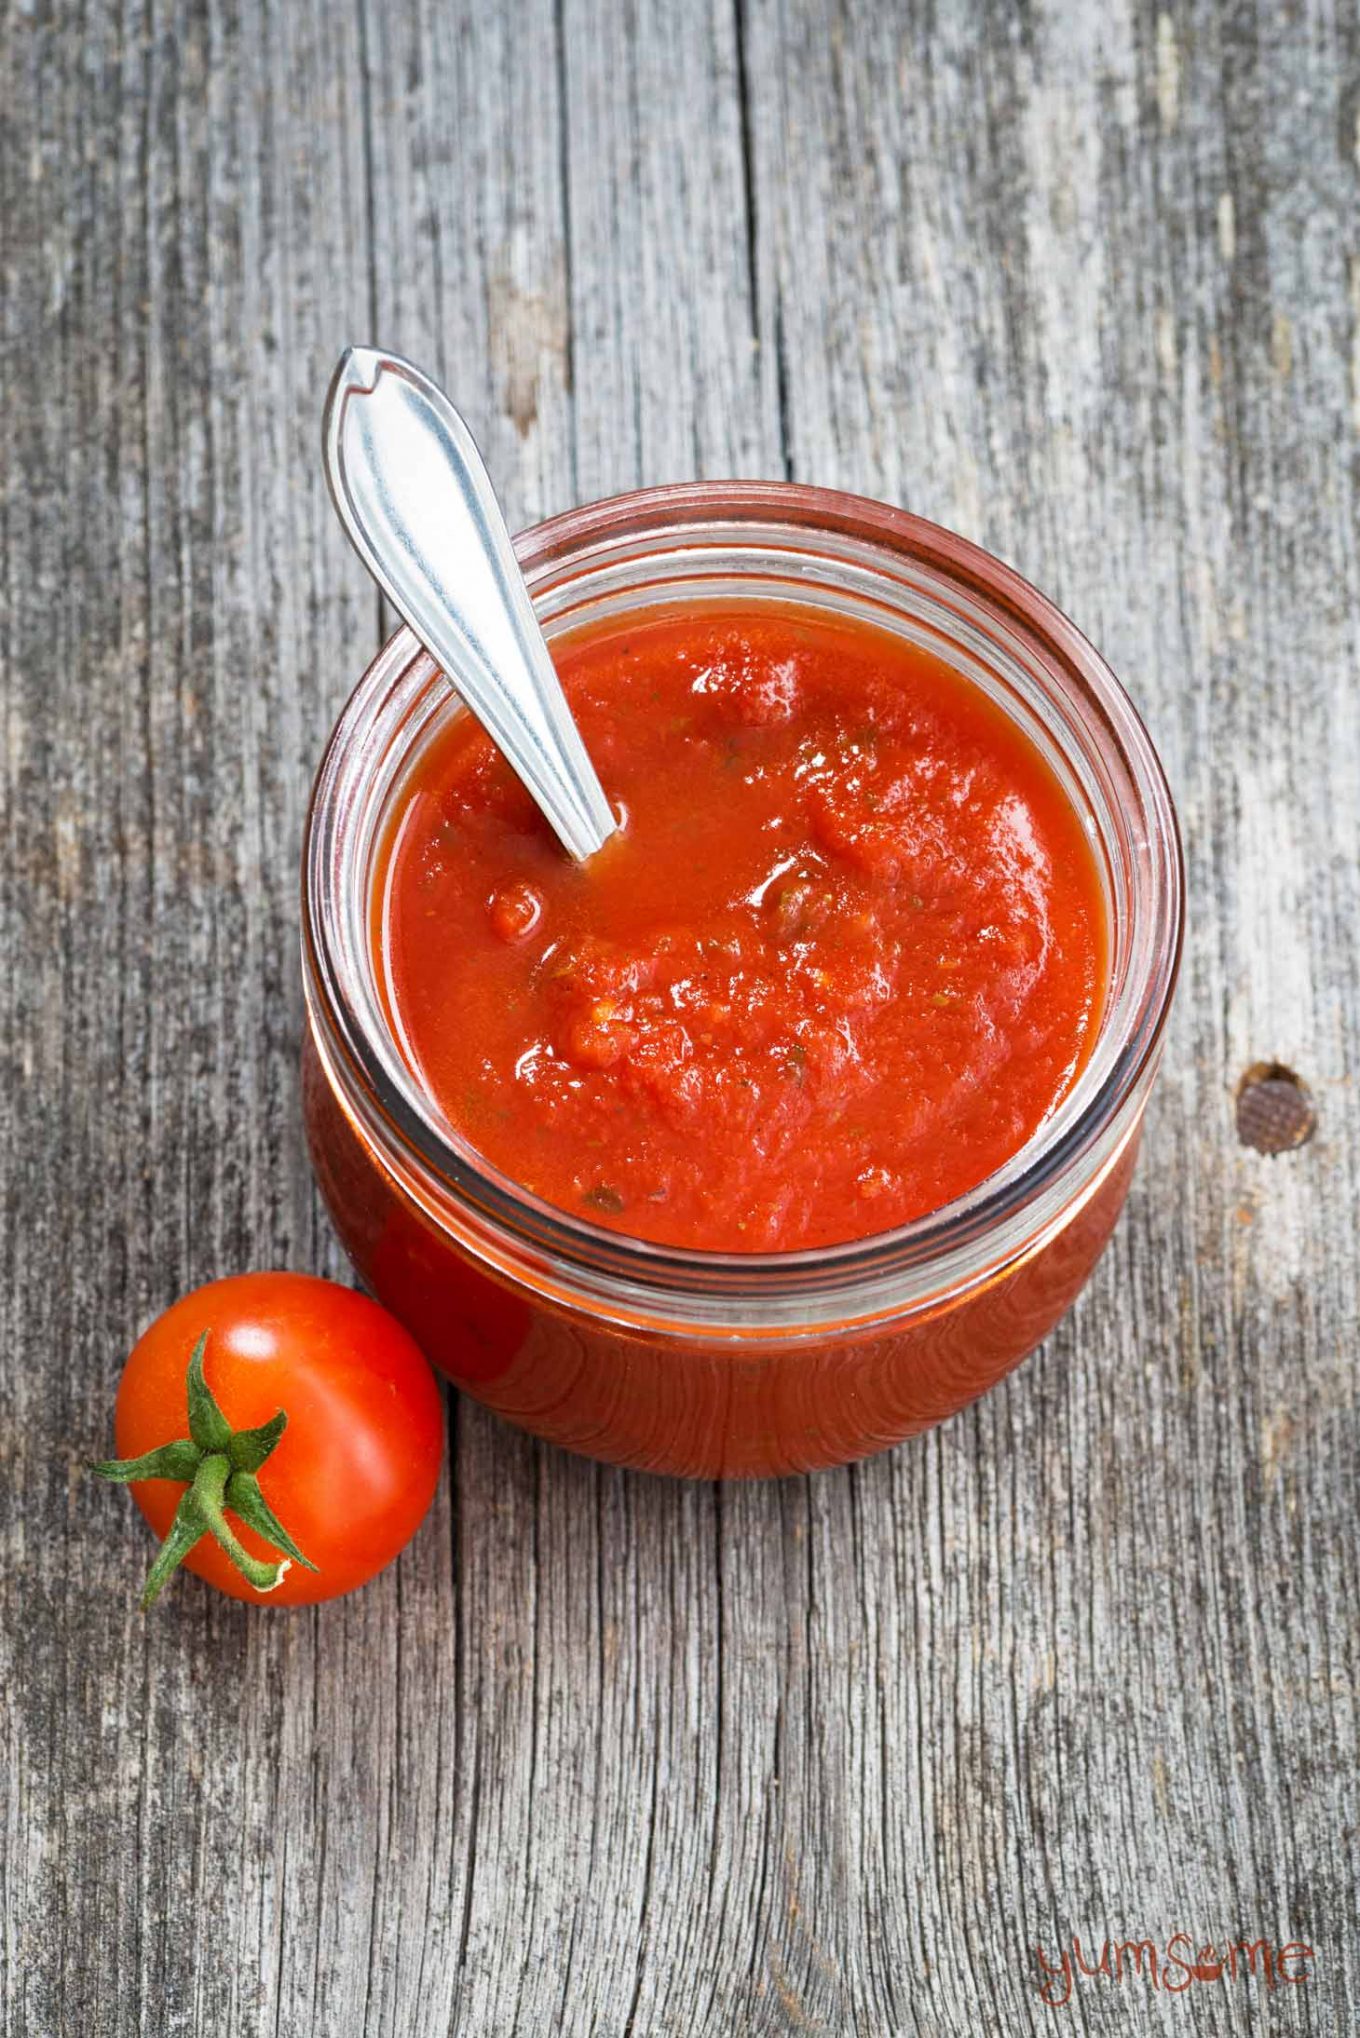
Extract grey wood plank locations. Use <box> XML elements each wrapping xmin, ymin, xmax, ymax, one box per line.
<box><xmin>0</xmin><ymin>2</ymin><xmax>410</xmax><ymax>2034</ymax></box>
<box><xmin>360</xmin><ymin>7</ymin><xmax>778</xmax><ymax>2035</ymax></box>
<box><xmin>560</xmin><ymin>0</ymin><xmax>777</xmax><ymax>494</ymax></box>
<box><xmin>1</xmin><ymin>0</ymin><xmax>1356</xmax><ymax>2034</ymax></box>
<box><xmin>356</xmin><ymin>9</ymin><xmax>582</xmax><ymax>2034</ymax></box>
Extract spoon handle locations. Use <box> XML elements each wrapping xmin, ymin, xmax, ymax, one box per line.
<box><xmin>323</xmin><ymin>348</ymin><xmax>617</xmax><ymax>861</ymax></box>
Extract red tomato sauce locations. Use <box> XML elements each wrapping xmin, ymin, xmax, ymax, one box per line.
<box><xmin>374</xmin><ymin>605</ymin><xmax>1107</xmax><ymax>1252</ymax></box>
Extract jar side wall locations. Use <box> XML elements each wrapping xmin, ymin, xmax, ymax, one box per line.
<box><xmin>304</xmin><ymin>1024</ymin><xmax>1144</xmax><ymax>1477</ymax></box>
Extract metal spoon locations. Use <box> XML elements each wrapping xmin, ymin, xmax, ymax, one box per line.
<box><xmin>323</xmin><ymin>347</ymin><xmax>618</xmax><ymax>861</ymax></box>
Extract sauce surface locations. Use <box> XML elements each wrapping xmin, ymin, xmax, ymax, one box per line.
<box><xmin>375</xmin><ymin>605</ymin><xmax>1107</xmax><ymax>1252</ymax></box>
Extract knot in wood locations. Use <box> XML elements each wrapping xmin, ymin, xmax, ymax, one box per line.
<box><xmin>1235</xmin><ymin>1063</ymin><xmax>1316</xmax><ymax>1155</ymax></box>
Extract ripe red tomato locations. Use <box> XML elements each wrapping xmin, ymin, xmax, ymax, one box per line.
<box><xmin>105</xmin><ymin>1273</ymin><xmax>443</xmax><ymax>1606</ymax></box>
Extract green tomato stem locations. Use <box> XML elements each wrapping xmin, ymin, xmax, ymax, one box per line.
<box><xmin>185</xmin><ymin>1332</ymin><xmax>234</xmax><ymax>1452</ymax></box>
<box><xmin>94</xmin><ymin>1330</ymin><xmax>317</xmax><ymax>1608</ymax></box>
<box><xmin>189</xmin><ymin>1454</ymin><xmax>292</xmax><ymax>1595</ymax></box>
<box><xmin>140</xmin><ymin>1488</ymin><xmax>213</xmax><ymax>1611</ymax></box>
<box><xmin>225</xmin><ymin>1469</ymin><xmax>319</xmax><ymax>1572</ymax></box>
<box><xmin>93</xmin><ymin>1438</ymin><xmax>202</xmax><ymax>1484</ymax></box>
<box><xmin>227</xmin><ymin>1411</ymin><xmax>287</xmax><ymax>1473</ymax></box>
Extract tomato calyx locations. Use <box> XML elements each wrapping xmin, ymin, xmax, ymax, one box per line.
<box><xmin>93</xmin><ymin>1331</ymin><xmax>319</xmax><ymax>1610</ymax></box>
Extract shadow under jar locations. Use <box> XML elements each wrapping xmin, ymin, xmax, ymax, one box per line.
<box><xmin>302</xmin><ymin>484</ymin><xmax>1183</xmax><ymax>1479</ymax></box>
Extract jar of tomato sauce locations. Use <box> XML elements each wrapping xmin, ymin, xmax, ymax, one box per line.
<box><xmin>301</xmin><ymin>484</ymin><xmax>1182</xmax><ymax>1478</ymax></box>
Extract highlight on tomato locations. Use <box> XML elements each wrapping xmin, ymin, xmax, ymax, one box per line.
<box><xmin>94</xmin><ymin>1273</ymin><xmax>444</xmax><ymax>1608</ymax></box>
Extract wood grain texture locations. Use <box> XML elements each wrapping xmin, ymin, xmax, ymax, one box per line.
<box><xmin>1</xmin><ymin>2</ymin><xmax>1356</xmax><ymax>2033</ymax></box>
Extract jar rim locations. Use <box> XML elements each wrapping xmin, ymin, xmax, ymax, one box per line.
<box><xmin>303</xmin><ymin>481</ymin><xmax>1183</xmax><ymax>1333</ymax></box>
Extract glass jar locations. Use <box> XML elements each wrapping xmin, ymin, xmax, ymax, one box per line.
<box><xmin>301</xmin><ymin>483</ymin><xmax>1182</xmax><ymax>1478</ymax></box>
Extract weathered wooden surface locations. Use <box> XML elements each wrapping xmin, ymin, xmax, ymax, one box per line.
<box><xmin>2</xmin><ymin>0</ymin><xmax>1357</xmax><ymax>2030</ymax></box>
